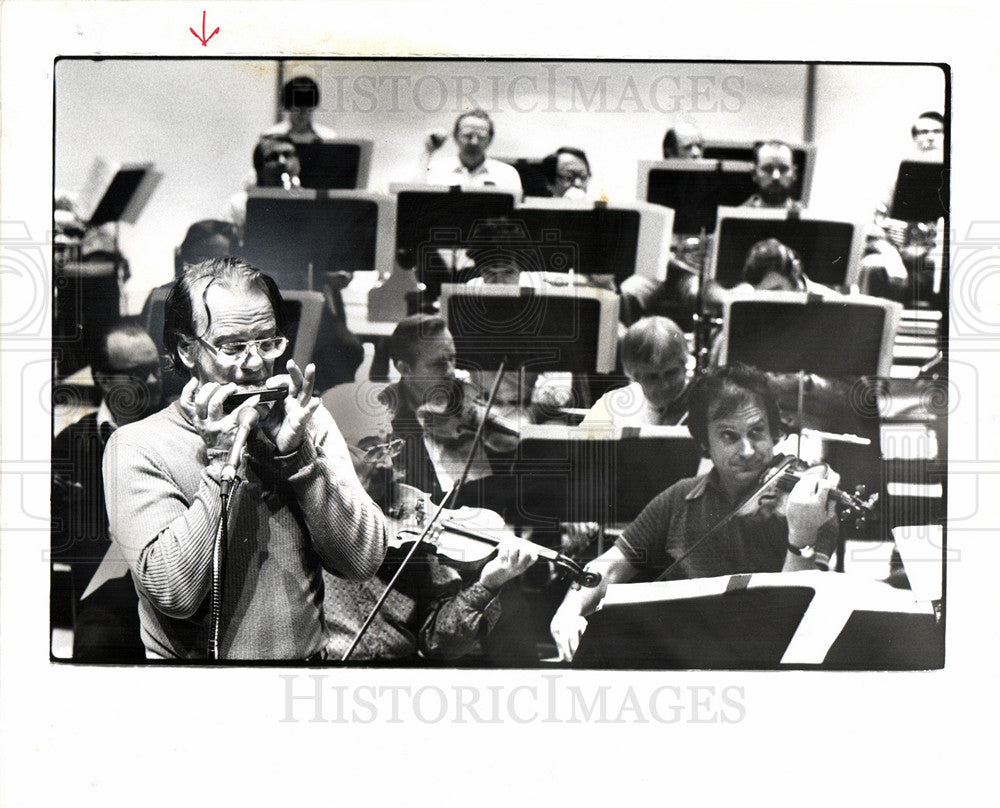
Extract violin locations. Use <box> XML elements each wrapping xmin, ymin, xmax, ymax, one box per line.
<box><xmin>416</xmin><ymin>375</ymin><xmax>521</xmax><ymax>445</ymax></box>
<box><xmin>654</xmin><ymin>454</ymin><xmax>878</xmax><ymax>583</ymax></box>
<box><xmin>747</xmin><ymin>454</ymin><xmax>879</xmax><ymax>527</ymax></box>
<box><xmin>387</xmin><ymin>484</ymin><xmax>601</xmax><ymax>588</ymax></box>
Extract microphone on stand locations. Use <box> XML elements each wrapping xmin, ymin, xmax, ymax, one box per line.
<box><xmin>221</xmin><ymin>407</ymin><xmax>260</xmax><ymax>498</ymax></box>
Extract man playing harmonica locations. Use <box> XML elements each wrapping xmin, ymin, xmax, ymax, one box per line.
<box><xmin>103</xmin><ymin>258</ymin><xmax>386</xmax><ymax>660</ymax></box>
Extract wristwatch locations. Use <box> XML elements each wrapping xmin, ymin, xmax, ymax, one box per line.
<box><xmin>787</xmin><ymin>542</ymin><xmax>816</xmax><ymax>559</ymax></box>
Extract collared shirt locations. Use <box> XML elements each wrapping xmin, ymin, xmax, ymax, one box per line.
<box><xmin>96</xmin><ymin>399</ymin><xmax>117</xmax><ymax>435</ymax></box>
<box><xmin>425</xmin><ymin>155</ymin><xmax>523</xmax><ymax>195</ymax></box>
<box><xmin>616</xmin><ymin>470</ymin><xmax>789</xmax><ymax>581</ymax></box>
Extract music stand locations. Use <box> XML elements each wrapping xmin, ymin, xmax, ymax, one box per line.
<box><xmin>573</xmin><ymin>570</ymin><xmax>941</xmax><ymax>670</ymax></box>
<box><xmin>637</xmin><ymin>159</ymin><xmax>756</xmax><ymax>235</ymax></box>
<box><xmin>709</xmin><ymin>207</ymin><xmax>866</xmax><ymax>290</ymax></box>
<box><xmin>75</xmin><ymin>157</ymin><xmax>163</xmax><ymax>227</ymax></box>
<box><xmin>511</xmin><ymin>424</ymin><xmax>702</xmax><ymax>529</ymax></box>
<box><xmin>511</xmin><ymin>198</ymin><xmax>673</xmax><ymax>284</ymax></box>
<box><xmin>438</xmin><ymin>283</ymin><xmax>620</xmax><ymax>374</ymax></box>
<box><xmin>718</xmin><ymin>291</ymin><xmax>901</xmax><ymax>378</ymax></box>
<box><xmin>242</xmin><ymin>188</ymin><xmax>393</xmax><ymax>290</ymax></box>
<box><xmin>292</xmin><ymin>139</ymin><xmax>373</xmax><ymax>190</ymax></box>
<box><xmin>389</xmin><ymin>184</ymin><xmax>518</xmax><ymax>299</ymax></box>
<box><xmin>888</xmin><ymin>160</ymin><xmax>948</xmax><ymax>223</ymax></box>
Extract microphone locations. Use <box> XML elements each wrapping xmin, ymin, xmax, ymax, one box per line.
<box><xmin>220</xmin><ymin>407</ymin><xmax>260</xmax><ymax>497</ymax></box>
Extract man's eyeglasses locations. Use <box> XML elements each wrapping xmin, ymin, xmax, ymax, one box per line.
<box><xmin>197</xmin><ymin>335</ymin><xmax>288</xmax><ymax>363</ymax></box>
<box><xmin>557</xmin><ymin>171</ymin><xmax>590</xmax><ymax>184</ymax></box>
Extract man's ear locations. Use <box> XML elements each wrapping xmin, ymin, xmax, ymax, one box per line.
<box><xmin>92</xmin><ymin>370</ymin><xmax>112</xmax><ymax>400</ymax></box>
<box><xmin>177</xmin><ymin>337</ymin><xmax>197</xmax><ymax>371</ymax></box>
<box><xmin>394</xmin><ymin>358</ymin><xmax>411</xmax><ymax>378</ymax></box>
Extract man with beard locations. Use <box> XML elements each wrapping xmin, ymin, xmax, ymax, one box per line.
<box><xmin>52</xmin><ymin>320</ymin><xmax>164</xmax><ymax>661</ymax></box>
<box><xmin>550</xmin><ymin>363</ymin><xmax>840</xmax><ymax>661</ymax></box>
<box><xmin>744</xmin><ymin>139</ymin><xmax>803</xmax><ymax>210</ymax></box>
<box><xmin>102</xmin><ymin>258</ymin><xmax>386</xmax><ymax>660</ymax></box>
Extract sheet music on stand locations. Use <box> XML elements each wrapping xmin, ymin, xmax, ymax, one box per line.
<box><xmin>439</xmin><ymin>282</ymin><xmax>620</xmax><ymax>374</ymax></box>
<box><xmin>74</xmin><ymin>156</ymin><xmax>162</xmax><ymax>226</ymax></box>
<box><xmin>719</xmin><ymin>291</ymin><xmax>902</xmax><ymax>378</ymax></box>
<box><xmin>573</xmin><ymin>570</ymin><xmax>941</xmax><ymax>670</ymax></box>
<box><xmin>512</xmin><ymin>424</ymin><xmax>703</xmax><ymax>527</ymax></box>
<box><xmin>889</xmin><ymin>159</ymin><xmax>947</xmax><ymax>223</ymax></box>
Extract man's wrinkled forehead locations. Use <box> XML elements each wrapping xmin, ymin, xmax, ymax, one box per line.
<box><xmin>707</xmin><ymin>386</ymin><xmax>770</xmax><ymax>430</ymax></box>
<box><xmin>187</xmin><ymin>277</ymin><xmax>274</xmax><ymax>333</ymax></box>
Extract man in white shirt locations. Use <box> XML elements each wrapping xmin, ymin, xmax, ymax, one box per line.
<box><xmin>581</xmin><ymin>316</ymin><xmax>692</xmax><ymax>429</ymax></box>
<box><xmin>423</xmin><ymin>109</ymin><xmax>523</xmax><ymax>195</ymax></box>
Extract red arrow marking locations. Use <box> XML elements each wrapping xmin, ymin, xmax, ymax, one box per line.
<box><xmin>190</xmin><ymin>10</ymin><xmax>220</xmax><ymax>46</ymax></box>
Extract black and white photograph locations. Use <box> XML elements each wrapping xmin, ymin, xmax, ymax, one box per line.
<box><xmin>49</xmin><ymin>57</ymin><xmax>949</xmax><ymax>669</ymax></box>
<box><xmin>1</xmin><ymin>1</ymin><xmax>996</xmax><ymax>805</ymax></box>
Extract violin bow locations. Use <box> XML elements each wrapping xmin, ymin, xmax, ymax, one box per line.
<box><xmin>652</xmin><ymin>455</ymin><xmax>800</xmax><ymax>583</ymax></box>
<box><xmin>340</xmin><ymin>361</ymin><xmax>509</xmax><ymax>662</ymax></box>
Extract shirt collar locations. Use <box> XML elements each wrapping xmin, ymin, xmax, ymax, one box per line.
<box><xmin>96</xmin><ymin>399</ymin><xmax>117</xmax><ymax>433</ymax></box>
<box><xmin>685</xmin><ymin>468</ymin><xmax>725</xmax><ymax>502</ymax></box>
<box><xmin>452</xmin><ymin>158</ymin><xmax>488</xmax><ymax>177</ymax></box>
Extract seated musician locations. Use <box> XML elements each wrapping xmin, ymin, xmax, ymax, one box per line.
<box><xmin>744</xmin><ymin>140</ymin><xmax>803</xmax><ymax>211</ymax></box>
<box><xmin>224</xmin><ymin>134</ymin><xmax>302</xmax><ymax>234</ymax></box>
<box><xmin>864</xmin><ymin>111</ymin><xmax>945</xmax><ymax>302</ymax></box>
<box><xmin>538</xmin><ymin>147</ymin><xmax>591</xmax><ymax>199</ymax></box>
<box><xmin>705</xmin><ymin>238</ymin><xmax>837</xmax><ymax>312</ymax></box>
<box><xmin>661</xmin><ymin>123</ymin><xmax>705</xmax><ymax>160</ymax></box>
<box><xmin>328</xmin><ymin>314</ymin><xmax>548</xmax><ymax>663</ymax></box>
<box><xmin>550</xmin><ymin>363</ymin><xmax>841</xmax><ymax>661</ymax></box>
<box><xmin>261</xmin><ymin>75</ymin><xmax>337</xmax><ymax>143</ymax></box>
<box><xmin>323</xmin><ymin>496</ymin><xmax>540</xmax><ymax>662</ymax></box>
<box><xmin>375</xmin><ymin>313</ymin><xmax>519</xmax><ymax>510</ymax></box>
<box><xmin>421</xmin><ymin>109</ymin><xmax>523</xmax><ymax>195</ymax></box>
<box><xmin>580</xmin><ymin>315</ymin><xmax>692</xmax><ymax>429</ymax></box>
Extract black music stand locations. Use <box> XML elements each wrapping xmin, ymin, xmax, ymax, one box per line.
<box><xmin>438</xmin><ymin>283</ymin><xmax>620</xmax><ymax>374</ymax></box>
<box><xmin>719</xmin><ymin>291</ymin><xmax>901</xmax><ymax>378</ymax></box>
<box><xmin>242</xmin><ymin>188</ymin><xmax>390</xmax><ymax>289</ymax></box>
<box><xmin>75</xmin><ymin>159</ymin><xmax>163</xmax><ymax>227</ymax></box>
<box><xmin>391</xmin><ymin>185</ymin><xmax>518</xmax><ymax>300</ymax></box>
<box><xmin>292</xmin><ymin>139</ymin><xmax>373</xmax><ymax>190</ymax></box>
<box><xmin>510</xmin><ymin>425</ymin><xmax>702</xmax><ymax>529</ymax></box>
<box><xmin>889</xmin><ymin>160</ymin><xmax>948</xmax><ymax>223</ymax></box>
<box><xmin>637</xmin><ymin>159</ymin><xmax>755</xmax><ymax>235</ymax></box>
<box><xmin>709</xmin><ymin>207</ymin><xmax>865</xmax><ymax>289</ymax></box>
